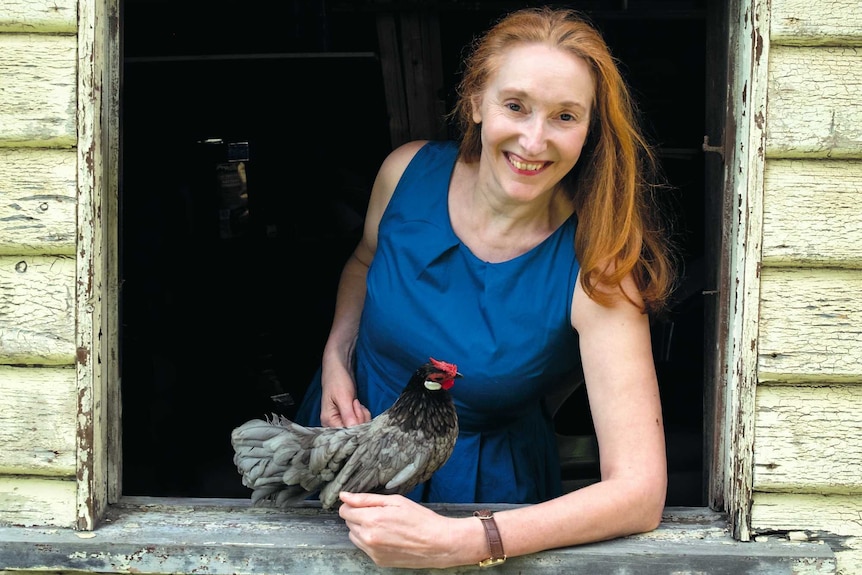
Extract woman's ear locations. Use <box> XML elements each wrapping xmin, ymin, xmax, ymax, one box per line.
<box><xmin>471</xmin><ymin>95</ymin><xmax>483</xmax><ymax>124</ymax></box>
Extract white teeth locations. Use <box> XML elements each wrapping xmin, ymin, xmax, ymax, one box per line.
<box><xmin>510</xmin><ymin>158</ymin><xmax>543</xmax><ymax>171</ymax></box>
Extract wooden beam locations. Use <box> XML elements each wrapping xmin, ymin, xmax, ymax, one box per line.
<box><xmin>376</xmin><ymin>13</ymin><xmax>408</xmax><ymax>148</ymax></box>
<box><xmin>0</xmin><ymin>501</ymin><xmax>837</xmax><ymax>573</ymax></box>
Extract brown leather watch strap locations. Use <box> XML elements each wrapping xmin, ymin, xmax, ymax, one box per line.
<box><xmin>473</xmin><ymin>509</ymin><xmax>506</xmax><ymax>567</ymax></box>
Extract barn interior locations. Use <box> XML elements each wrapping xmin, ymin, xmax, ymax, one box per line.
<box><xmin>119</xmin><ymin>0</ymin><xmax>711</xmax><ymax>506</ymax></box>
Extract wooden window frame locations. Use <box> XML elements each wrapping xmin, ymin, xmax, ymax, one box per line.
<box><xmin>76</xmin><ymin>0</ymin><xmax>766</xmax><ymax>549</ymax></box>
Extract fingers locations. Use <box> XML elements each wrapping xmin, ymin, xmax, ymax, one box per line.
<box><xmin>319</xmin><ymin>366</ymin><xmax>369</xmax><ymax>427</ymax></box>
<box><xmin>322</xmin><ymin>398</ymin><xmax>370</xmax><ymax>428</ymax></box>
<box><xmin>339</xmin><ymin>491</ymin><xmax>391</xmax><ymax>509</ymax></box>
<box><xmin>353</xmin><ymin>399</ymin><xmax>372</xmax><ymax>424</ymax></box>
<box><xmin>320</xmin><ymin>400</ymin><xmax>346</xmax><ymax>427</ymax></box>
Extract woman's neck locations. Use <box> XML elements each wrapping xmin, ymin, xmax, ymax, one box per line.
<box><xmin>448</xmin><ymin>160</ymin><xmax>573</xmax><ymax>263</ymax></box>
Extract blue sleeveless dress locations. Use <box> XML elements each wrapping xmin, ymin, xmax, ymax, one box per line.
<box><xmin>295</xmin><ymin>140</ymin><xmax>581</xmax><ymax>504</ymax></box>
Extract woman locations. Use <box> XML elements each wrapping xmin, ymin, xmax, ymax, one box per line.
<box><xmin>295</xmin><ymin>6</ymin><xmax>676</xmax><ymax>568</ymax></box>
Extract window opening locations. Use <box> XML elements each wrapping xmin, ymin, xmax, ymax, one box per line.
<box><xmin>120</xmin><ymin>0</ymin><xmax>710</xmax><ymax>506</ymax></box>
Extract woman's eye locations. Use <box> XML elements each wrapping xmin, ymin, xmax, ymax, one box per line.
<box><xmin>560</xmin><ymin>113</ymin><xmax>575</xmax><ymax>122</ymax></box>
<box><xmin>506</xmin><ymin>102</ymin><xmax>522</xmax><ymax>112</ymax></box>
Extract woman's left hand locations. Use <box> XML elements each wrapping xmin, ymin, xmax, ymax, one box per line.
<box><xmin>338</xmin><ymin>491</ymin><xmax>461</xmax><ymax>569</ymax></box>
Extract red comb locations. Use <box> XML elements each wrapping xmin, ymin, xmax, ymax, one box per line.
<box><xmin>429</xmin><ymin>357</ymin><xmax>458</xmax><ymax>376</ymax></box>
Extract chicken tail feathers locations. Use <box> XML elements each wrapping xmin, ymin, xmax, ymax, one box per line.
<box><xmin>230</xmin><ymin>415</ymin><xmax>323</xmax><ymax>507</ymax></box>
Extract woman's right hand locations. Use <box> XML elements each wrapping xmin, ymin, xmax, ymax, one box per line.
<box><xmin>320</xmin><ymin>356</ymin><xmax>371</xmax><ymax>427</ymax></box>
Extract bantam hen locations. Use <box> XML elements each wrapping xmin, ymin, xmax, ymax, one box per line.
<box><xmin>231</xmin><ymin>357</ymin><xmax>461</xmax><ymax>509</ymax></box>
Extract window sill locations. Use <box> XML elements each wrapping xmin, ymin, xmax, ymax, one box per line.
<box><xmin>0</xmin><ymin>497</ymin><xmax>835</xmax><ymax>574</ymax></box>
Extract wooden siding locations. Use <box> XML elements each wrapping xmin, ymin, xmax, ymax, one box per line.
<box><xmin>757</xmin><ymin>2</ymin><xmax>862</xmax><ymax>573</ymax></box>
<box><xmin>0</xmin><ymin>149</ymin><xmax>77</xmax><ymax>256</ymax></box>
<box><xmin>758</xmin><ymin>269</ymin><xmax>862</xmax><ymax>381</ymax></box>
<box><xmin>754</xmin><ymin>384</ymin><xmax>862</xmax><ymax>493</ymax></box>
<box><xmin>754</xmin><ymin>493</ymin><xmax>862</xmax><ymax>537</ymax></box>
<box><xmin>771</xmin><ymin>0</ymin><xmax>862</xmax><ymax>46</ymax></box>
<box><xmin>762</xmin><ymin>160</ymin><xmax>862</xmax><ymax>268</ymax></box>
<box><xmin>766</xmin><ymin>46</ymin><xmax>862</xmax><ymax>158</ymax></box>
<box><xmin>0</xmin><ymin>0</ymin><xmax>76</xmax><ymax>33</ymax></box>
<box><xmin>0</xmin><ymin>0</ymin><xmax>80</xmax><ymax>530</ymax></box>
<box><xmin>0</xmin><ymin>477</ymin><xmax>76</xmax><ymax>527</ymax></box>
<box><xmin>0</xmin><ymin>366</ymin><xmax>76</xmax><ymax>477</ymax></box>
<box><xmin>753</xmin><ymin>493</ymin><xmax>862</xmax><ymax>570</ymax></box>
<box><xmin>0</xmin><ymin>34</ymin><xmax>77</xmax><ymax>147</ymax></box>
<box><xmin>0</xmin><ymin>255</ymin><xmax>76</xmax><ymax>364</ymax></box>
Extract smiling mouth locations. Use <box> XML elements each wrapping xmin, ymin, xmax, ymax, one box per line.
<box><xmin>507</xmin><ymin>154</ymin><xmax>546</xmax><ymax>172</ymax></box>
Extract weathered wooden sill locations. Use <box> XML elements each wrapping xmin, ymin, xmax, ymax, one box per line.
<box><xmin>0</xmin><ymin>498</ymin><xmax>835</xmax><ymax>574</ymax></box>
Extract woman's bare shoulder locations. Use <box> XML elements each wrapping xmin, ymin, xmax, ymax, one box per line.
<box><xmin>380</xmin><ymin>140</ymin><xmax>429</xmax><ymax>176</ymax></box>
<box><xmin>369</xmin><ymin>140</ymin><xmax>430</xmax><ymax>206</ymax></box>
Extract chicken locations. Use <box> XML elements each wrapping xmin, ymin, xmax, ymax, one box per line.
<box><xmin>231</xmin><ymin>357</ymin><xmax>461</xmax><ymax>509</ymax></box>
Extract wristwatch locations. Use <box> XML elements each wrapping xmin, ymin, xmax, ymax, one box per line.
<box><xmin>474</xmin><ymin>509</ymin><xmax>507</xmax><ymax>567</ymax></box>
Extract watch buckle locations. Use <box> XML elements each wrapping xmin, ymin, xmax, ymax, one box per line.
<box><xmin>478</xmin><ymin>556</ymin><xmax>507</xmax><ymax>568</ymax></box>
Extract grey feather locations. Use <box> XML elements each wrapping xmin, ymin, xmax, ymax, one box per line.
<box><xmin>230</xmin><ymin>359</ymin><xmax>461</xmax><ymax>510</ymax></box>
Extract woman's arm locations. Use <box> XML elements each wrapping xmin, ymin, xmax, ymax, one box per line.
<box><xmin>318</xmin><ymin>140</ymin><xmax>429</xmax><ymax>427</ymax></box>
<box><xmin>338</xmin><ymin>271</ymin><xmax>667</xmax><ymax>568</ymax></box>
<box><xmin>491</xmin><ymin>272</ymin><xmax>667</xmax><ymax>550</ymax></box>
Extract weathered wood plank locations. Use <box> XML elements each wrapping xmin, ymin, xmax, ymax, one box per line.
<box><xmin>767</xmin><ymin>46</ymin><xmax>862</xmax><ymax>158</ymax></box>
<box><xmin>763</xmin><ymin>159</ymin><xmax>862</xmax><ymax>268</ymax></box>
<box><xmin>754</xmin><ymin>384</ymin><xmax>862</xmax><ymax>493</ymax></box>
<box><xmin>0</xmin><ymin>476</ymin><xmax>75</xmax><ymax>528</ymax></box>
<box><xmin>759</xmin><ymin>268</ymin><xmax>862</xmax><ymax>381</ymax></box>
<box><xmin>0</xmin><ymin>34</ymin><xmax>76</xmax><ymax>147</ymax></box>
<box><xmin>772</xmin><ymin>0</ymin><xmax>862</xmax><ymax>46</ymax></box>
<box><xmin>753</xmin><ymin>493</ymin><xmax>862</xmax><ymax>575</ymax></box>
<box><xmin>0</xmin><ymin>0</ymin><xmax>76</xmax><ymax>33</ymax></box>
<box><xmin>399</xmin><ymin>11</ymin><xmax>447</xmax><ymax>141</ymax></box>
<box><xmin>0</xmin><ymin>366</ymin><xmax>76</xmax><ymax>476</ymax></box>
<box><xmin>719</xmin><ymin>0</ymin><xmax>771</xmax><ymax>542</ymax></box>
<box><xmin>375</xmin><ymin>13</ymin><xmax>408</xmax><ymax>148</ymax></box>
<box><xmin>754</xmin><ymin>492</ymin><xmax>862</xmax><ymax>535</ymax></box>
<box><xmin>104</xmin><ymin>0</ymin><xmax>123</xmax><ymax>507</ymax></box>
<box><xmin>0</xmin><ymin>255</ymin><xmax>76</xmax><ymax>365</ymax></box>
<box><xmin>754</xmin><ymin>469</ymin><xmax>862</xmax><ymax>575</ymax></box>
<box><xmin>834</xmin><ymin>542</ymin><xmax>862</xmax><ymax>575</ymax></box>
<box><xmin>0</xmin><ymin>501</ymin><xmax>837</xmax><ymax>574</ymax></box>
<box><xmin>0</xmin><ymin>148</ymin><xmax>76</xmax><ymax>255</ymax></box>
<box><xmin>75</xmin><ymin>0</ymin><xmax>113</xmax><ymax>530</ymax></box>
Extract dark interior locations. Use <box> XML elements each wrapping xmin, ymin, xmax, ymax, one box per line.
<box><xmin>120</xmin><ymin>0</ymin><xmax>709</xmax><ymax>505</ymax></box>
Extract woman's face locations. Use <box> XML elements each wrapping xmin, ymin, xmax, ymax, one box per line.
<box><xmin>472</xmin><ymin>43</ymin><xmax>594</xmax><ymax>203</ymax></box>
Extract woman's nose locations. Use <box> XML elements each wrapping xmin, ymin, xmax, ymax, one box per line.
<box><xmin>518</xmin><ymin>116</ymin><xmax>548</xmax><ymax>156</ymax></box>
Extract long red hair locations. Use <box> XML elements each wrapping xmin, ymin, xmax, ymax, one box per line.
<box><xmin>451</xmin><ymin>7</ymin><xmax>676</xmax><ymax>313</ymax></box>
